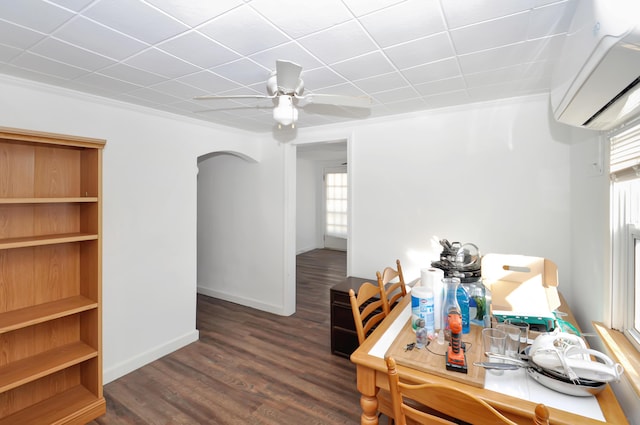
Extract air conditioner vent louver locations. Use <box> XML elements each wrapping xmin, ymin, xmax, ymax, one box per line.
<box><xmin>550</xmin><ymin>0</ymin><xmax>640</xmax><ymax>131</ymax></box>
<box><xmin>583</xmin><ymin>76</ymin><xmax>640</xmax><ymax>127</ymax></box>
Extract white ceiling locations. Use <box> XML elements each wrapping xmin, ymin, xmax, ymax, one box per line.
<box><xmin>0</xmin><ymin>0</ymin><xmax>577</xmax><ymax>133</ymax></box>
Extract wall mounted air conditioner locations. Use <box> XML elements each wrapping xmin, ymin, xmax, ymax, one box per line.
<box><xmin>550</xmin><ymin>0</ymin><xmax>640</xmax><ymax>131</ymax></box>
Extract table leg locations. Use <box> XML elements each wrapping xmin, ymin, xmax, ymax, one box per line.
<box><xmin>356</xmin><ymin>365</ymin><xmax>379</xmax><ymax>425</ymax></box>
<box><xmin>360</xmin><ymin>393</ymin><xmax>379</xmax><ymax>425</ymax></box>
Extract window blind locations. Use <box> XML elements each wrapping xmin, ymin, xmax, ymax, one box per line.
<box><xmin>611</xmin><ymin>123</ymin><xmax>640</xmax><ymax>181</ymax></box>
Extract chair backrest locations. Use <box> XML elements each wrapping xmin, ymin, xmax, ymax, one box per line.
<box><xmin>377</xmin><ymin>259</ymin><xmax>407</xmax><ymax>315</ymax></box>
<box><xmin>349</xmin><ymin>282</ymin><xmax>387</xmax><ymax>345</ymax></box>
<box><xmin>385</xmin><ymin>357</ymin><xmax>550</xmax><ymax>425</ymax></box>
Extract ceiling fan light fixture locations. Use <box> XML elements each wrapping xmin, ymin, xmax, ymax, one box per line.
<box><xmin>273</xmin><ymin>95</ymin><xmax>298</xmax><ymax>126</ymax></box>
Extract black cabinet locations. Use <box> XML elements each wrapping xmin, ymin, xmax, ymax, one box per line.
<box><xmin>330</xmin><ymin>277</ymin><xmax>375</xmax><ymax>358</ymax></box>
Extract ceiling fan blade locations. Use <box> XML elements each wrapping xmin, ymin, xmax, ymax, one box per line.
<box><xmin>193</xmin><ymin>94</ymin><xmax>274</xmax><ymax>101</ymax></box>
<box><xmin>276</xmin><ymin>59</ymin><xmax>303</xmax><ymax>93</ymax></box>
<box><xmin>303</xmin><ymin>93</ymin><xmax>372</xmax><ymax>108</ymax></box>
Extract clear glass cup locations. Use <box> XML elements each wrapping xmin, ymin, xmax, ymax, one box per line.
<box><xmin>482</xmin><ymin>328</ymin><xmax>506</xmax><ymax>357</ymax></box>
<box><xmin>482</xmin><ymin>328</ymin><xmax>507</xmax><ymax>375</ymax></box>
<box><xmin>504</xmin><ymin>318</ymin><xmax>530</xmax><ymax>352</ymax></box>
<box><xmin>496</xmin><ymin>323</ymin><xmax>521</xmax><ymax>358</ymax></box>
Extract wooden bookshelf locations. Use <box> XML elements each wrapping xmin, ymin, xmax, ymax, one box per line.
<box><xmin>0</xmin><ymin>127</ymin><xmax>105</xmax><ymax>424</ymax></box>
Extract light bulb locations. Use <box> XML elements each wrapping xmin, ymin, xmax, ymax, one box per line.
<box><xmin>273</xmin><ymin>95</ymin><xmax>298</xmax><ymax>126</ymax></box>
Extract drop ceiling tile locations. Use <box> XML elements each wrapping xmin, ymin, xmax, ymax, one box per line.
<box><xmin>157</xmin><ymin>31</ymin><xmax>240</xmax><ymax>69</ymax></box>
<box><xmin>0</xmin><ymin>20</ymin><xmax>47</xmax><ymax>50</ymax></box>
<box><xmin>384</xmin><ymin>32</ymin><xmax>454</xmax><ymax>70</ymax></box>
<box><xmin>75</xmin><ymin>72</ymin><xmax>143</xmax><ymax>93</ymax></box>
<box><xmin>248</xmin><ymin>42</ymin><xmax>323</xmax><ymax>72</ymax></box>
<box><xmin>423</xmin><ymin>89</ymin><xmax>470</xmax><ymax>108</ymax></box>
<box><xmin>458</xmin><ymin>42</ymin><xmax>530</xmax><ymax>74</ymax></box>
<box><xmin>83</xmin><ymin>0</ymin><xmax>189</xmax><ymax>44</ymax></box>
<box><xmin>48</xmin><ymin>0</ymin><xmax>95</xmax><ymax>12</ymax></box>
<box><xmin>414</xmin><ymin>76</ymin><xmax>466</xmax><ymax>96</ymax></box>
<box><xmin>382</xmin><ymin>97</ymin><xmax>428</xmax><ymax>114</ymax></box>
<box><xmin>0</xmin><ymin>64</ymin><xmax>69</xmax><ymax>86</ymax></box>
<box><xmin>308</xmin><ymin>82</ymin><xmax>364</xmax><ymax>97</ymax></box>
<box><xmin>54</xmin><ymin>16</ymin><xmax>147</xmax><ymax>60</ymax></box>
<box><xmin>450</xmin><ymin>12</ymin><xmax>529</xmax><ymax>55</ymax></box>
<box><xmin>176</xmin><ymin>70</ymin><xmax>242</xmax><ymax>93</ymax></box>
<box><xmin>401</xmin><ymin>57</ymin><xmax>460</xmax><ymax>85</ymax></box>
<box><xmin>464</xmin><ymin>64</ymin><xmax>527</xmax><ymax>88</ymax></box>
<box><xmin>330</xmin><ymin>51</ymin><xmax>394</xmax><ymax>81</ymax></box>
<box><xmin>0</xmin><ymin>44</ymin><xmax>22</xmax><ymax>63</ymax></box>
<box><xmin>211</xmin><ymin>58</ymin><xmax>271</xmax><ymax>86</ymax></box>
<box><xmin>30</xmin><ymin>38</ymin><xmax>116</xmax><ymax>71</ymax></box>
<box><xmin>124</xmin><ymin>48</ymin><xmax>200</xmax><ymax>79</ymax></box>
<box><xmin>527</xmin><ymin>1</ymin><xmax>576</xmax><ymax>39</ymax></box>
<box><xmin>467</xmin><ymin>80</ymin><xmax>536</xmax><ymax>101</ymax></box>
<box><xmin>458</xmin><ymin>34</ymin><xmax>565</xmax><ymax>77</ymax></box>
<box><xmin>145</xmin><ymin>0</ymin><xmax>244</xmax><ymax>26</ymax></box>
<box><xmin>0</xmin><ymin>0</ymin><xmax>74</xmax><ymax>33</ymax></box>
<box><xmin>525</xmin><ymin>34</ymin><xmax>566</xmax><ymax>62</ymax></box>
<box><xmin>198</xmin><ymin>6</ymin><xmax>289</xmax><ymax>56</ymax></box>
<box><xmin>440</xmin><ymin>0</ymin><xmax>532</xmax><ymax>29</ymax></box>
<box><xmin>298</xmin><ymin>20</ymin><xmax>377</xmax><ymax>65</ymax></box>
<box><xmin>341</xmin><ymin>0</ymin><xmax>406</xmax><ymax>17</ymax></box>
<box><xmin>299</xmin><ymin>67</ymin><xmax>347</xmax><ymax>91</ymax></box>
<box><xmin>11</xmin><ymin>52</ymin><xmax>89</xmax><ymax>79</ymax></box>
<box><xmin>250</xmin><ymin>0</ymin><xmax>352</xmax><ymax>39</ymax></box>
<box><xmin>358</xmin><ymin>0</ymin><xmax>446</xmax><ymax>48</ymax></box>
<box><xmin>372</xmin><ymin>86</ymin><xmax>420</xmax><ymax>103</ymax></box>
<box><xmin>99</xmin><ymin>63</ymin><xmax>166</xmax><ymax>86</ymax></box>
<box><xmin>148</xmin><ymin>79</ymin><xmax>210</xmax><ymax>99</ymax></box>
<box><xmin>353</xmin><ymin>72</ymin><xmax>407</xmax><ymax>93</ymax></box>
<box><xmin>126</xmin><ymin>87</ymin><xmax>183</xmax><ymax>104</ymax></box>
<box><xmin>115</xmin><ymin>93</ymin><xmax>158</xmax><ymax>108</ymax></box>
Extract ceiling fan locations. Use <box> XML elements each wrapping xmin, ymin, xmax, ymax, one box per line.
<box><xmin>194</xmin><ymin>59</ymin><xmax>372</xmax><ymax>128</ymax></box>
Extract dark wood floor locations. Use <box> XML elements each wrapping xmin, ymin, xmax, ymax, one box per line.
<box><xmin>90</xmin><ymin>249</ymin><xmax>363</xmax><ymax>425</ymax></box>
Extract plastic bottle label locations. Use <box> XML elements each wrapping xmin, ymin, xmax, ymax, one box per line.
<box><xmin>411</xmin><ymin>289</ymin><xmax>435</xmax><ymax>337</ymax></box>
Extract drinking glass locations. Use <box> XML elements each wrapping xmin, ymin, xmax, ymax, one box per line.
<box><xmin>482</xmin><ymin>328</ymin><xmax>506</xmax><ymax>358</ymax></box>
<box><xmin>504</xmin><ymin>318</ymin><xmax>530</xmax><ymax>352</ymax></box>
<box><xmin>496</xmin><ymin>323</ymin><xmax>521</xmax><ymax>358</ymax></box>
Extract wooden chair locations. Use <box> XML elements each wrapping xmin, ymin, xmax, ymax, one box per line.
<box><xmin>377</xmin><ymin>259</ymin><xmax>408</xmax><ymax>315</ymax></box>
<box><xmin>349</xmin><ymin>282</ymin><xmax>394</xmax><ymax>423</ymax></box>
<box><xmin>349</xmin><ymin>281</ymin><xmax>387</xmax><ymax>345</ymax></box>
<box><xmin>385</xmin><ymin>357</ymin><xmax>550</xmax><ymax>425</ymax></box>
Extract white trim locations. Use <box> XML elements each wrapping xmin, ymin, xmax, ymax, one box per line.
<box><xmin>197</xmin><ymin>286</ymin><xmax>288</xmax><ymax>315</ymax></box>
<box><xmin>283</xmin><ymin>142</ymin><xmax>297</xmax><ymax>315</ymax></box>
<box><xmin>626</xmin><ymin>225</ymin><xmax>640</xmax><ymax>350</ymax></box>
<box><xmin>103</xmin><ymin>330</ymin><xmax>199</xmax><ymax>384</ymax></box>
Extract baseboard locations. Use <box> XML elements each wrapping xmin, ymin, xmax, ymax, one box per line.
<box><xmin>197</xmin><ymin>286</ymin><xmax>290</xmax><ymax>316</ymax></box>
<box><xmin>103</xmin><ymin>329</ymin><xmax>200</xmax><ymax>384</ymax></box>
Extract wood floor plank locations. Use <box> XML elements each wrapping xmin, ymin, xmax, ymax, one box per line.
<box><xmin>90</xmin><ymin>249</ymin><xmax>364</xmax><ymax>425</ymax></box>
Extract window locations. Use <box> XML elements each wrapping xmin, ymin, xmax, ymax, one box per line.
<box><xmin>325</xmin><ymin>171</ymin><xmax>347</xmax><ymax>238</ymax></box>
<box><xmin>610</xmin><ymin>121</ymin><xmax>640</xmax><ymax>350</ymax></box>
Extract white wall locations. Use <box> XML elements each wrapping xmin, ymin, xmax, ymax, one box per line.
<box><xmin>197</xmin><ymin>139</ymin><xmax>293</xmax><ymax>315</ymax></box>
<box><xmin>292</xmin><ymin>94</ymin><xmax>574</xmax><ymax>285</ymax></box>
<box><xmin>569</xmin><ymin>129</ymin><xmax>640</xmax><ymax>423</ymax></box>
<box><xmin>296</xmin><ymin>158</ymin><xmax>318</xmax><ymax>253</ymax></box>
<box><xmin>0</xmin><ymin>76</ymin><xmax>263</xmax><ymax>383</ymax></box>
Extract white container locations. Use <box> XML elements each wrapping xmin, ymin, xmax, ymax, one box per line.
<box><xmin>411</xmin><ymin>286</ymin><xmax>435</xmax><ymax>337</ymax></box>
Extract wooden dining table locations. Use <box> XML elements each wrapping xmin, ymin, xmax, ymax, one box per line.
<box><xmin>350</xmin><ymin>294</ymin><xmax>629</xmax><ymax>425</ymax></box>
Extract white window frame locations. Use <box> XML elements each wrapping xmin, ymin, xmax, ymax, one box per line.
<box><xmin>609</xmin><ymin>119</ymin><xmax>640</xmax><ymax>352</ymax></box>
<box><xmin>627</xmin><ymin>225</ymin><xmax>640</xmax><ymax>350</ymax></box>
<box><xmin>323</xmin><ymin>166</ymin><xmax>348</xmax><ymax>241</ymax></box>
